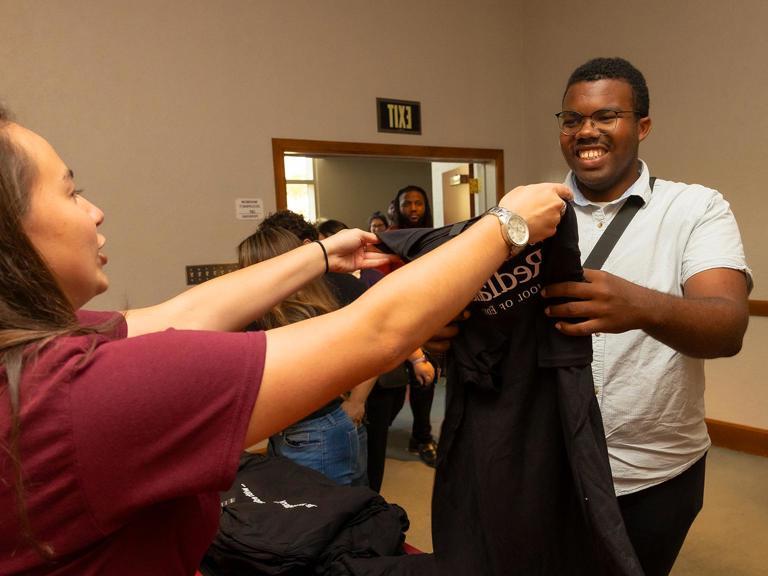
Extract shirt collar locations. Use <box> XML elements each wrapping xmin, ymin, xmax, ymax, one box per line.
<box><xmin>566</xmin><ymin>160</ymin><xmax>652</xmax><ymax>207</ymax></box>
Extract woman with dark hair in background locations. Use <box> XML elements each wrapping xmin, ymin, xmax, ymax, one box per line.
<box><xmin>368</xmin><ymin>211</ymin><xmax>388</xmax><ymax>235</ymax></box>
<box><xmin>368</xmin><ymin>210</ymin><xmax>399</xmax><ymax>277</ymax></box>
<box><xmin>238</xmin><ymin>226</ymin><xmax>369</xmax><ymax>486</ymax></box>
<box><xmin>0</xmin><ymin>106</ymin><xmax>570</xmax><ymax>574</ymax></box>
<box><xmin>317</xmin><ymin>219</ymin><xmax>348</xmax><ymax>240</ymax></box>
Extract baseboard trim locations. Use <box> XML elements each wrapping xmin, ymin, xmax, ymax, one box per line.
<box><xmin>706</xmin><ymin>418</ymin><xmax>768</xmax><ymax>457</ymax></box>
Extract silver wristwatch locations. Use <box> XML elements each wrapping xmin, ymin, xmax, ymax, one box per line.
<box><xmin>486</xmin><ymin>206</ymin><xmax>529</xmax><ymax>256</ymax></box>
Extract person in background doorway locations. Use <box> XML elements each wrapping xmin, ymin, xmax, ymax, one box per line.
<box><xmin>544</xmin><ymin>56</ymin><xmax>751</xmax><ymax>576</ymax></box>
<box><xmin>317</xmin><ymin>219</ymin><xmax>348</xmax><ymax>240</ymax></box>
<box><xmin>368</xmin><ymin>211</ymin><xmax>389</xmax><ymax>236</ymax></box>
<box><xmin>391</xmin><ymin>184</ymin><xmax>440</xmax><ymax>467</ymax></box>
<box><xmin>393</xmin><ymin>184</ymin><xmax>433</xmax><ymax>229</ymax></box>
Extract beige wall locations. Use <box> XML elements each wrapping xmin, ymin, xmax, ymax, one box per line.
<box><xmin>706</xmin><ymin>318</ymin><xmax>767</xmax><ymax>428</ymax></box>
<box><xmin>1</xmin><ymin>0</ymin><xmax>764</xmax><ymax>427</ymax></box>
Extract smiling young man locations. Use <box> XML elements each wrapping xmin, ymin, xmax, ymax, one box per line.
<box><xmin>544</xmin><ymin>57</ymin><xmax>752</xmax><ymax>576</ymax></box>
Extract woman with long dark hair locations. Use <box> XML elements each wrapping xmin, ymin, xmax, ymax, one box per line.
<box><xmin>367</xmin><ymin>211</ymin><xmax>389</xmax><ymax>235</ymax></box>
<box><xmin>0</xmin><ymin>107</ymin><xmax>570</xmax><ymax>574</ymax></box>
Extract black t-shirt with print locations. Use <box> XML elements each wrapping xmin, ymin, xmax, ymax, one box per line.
<box><xmin>377</xmin><ymin>207</ymin><xmax>642</xmax><ymax>576</ymax></box>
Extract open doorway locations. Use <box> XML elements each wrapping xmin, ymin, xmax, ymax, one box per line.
<box><xmin>272</xmin><ymin>139</ymin><xmax>505</xmax><ymax>229</ymax></box>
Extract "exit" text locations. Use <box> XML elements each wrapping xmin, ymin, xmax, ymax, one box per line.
<box><xmin>387</xmin><ymin>103</ymin><xmax>413</xmax><ymax>130</ymax></box>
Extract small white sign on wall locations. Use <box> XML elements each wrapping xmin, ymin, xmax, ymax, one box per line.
<box><xmin>236</xmin><ymin>198</ymin><xmax>264</xmax><ymax>221</ymax></box>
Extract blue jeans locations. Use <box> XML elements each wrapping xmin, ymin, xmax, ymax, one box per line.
<box><xmin>269</xmin><ymin>404</ymin><xmax>368</xmax><ymax>486</ymax></box>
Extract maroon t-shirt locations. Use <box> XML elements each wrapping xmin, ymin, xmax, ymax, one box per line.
<box><xmin>0</xmin><ymin>311</ymin><xmax>265</xmax><ymax>575</ymax></box>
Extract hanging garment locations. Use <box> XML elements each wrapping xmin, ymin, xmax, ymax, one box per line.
<box><xmin>376</xmin><ymin>207</ymin><xmax>643</xmax><ymax>576</ymax></box>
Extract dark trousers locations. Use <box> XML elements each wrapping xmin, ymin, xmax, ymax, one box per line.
<box><xmin>365</xmin><ymin>384</ymin><xmax>407</xmax><ymax>492</ymax></box>
<box><xmin>618</xmin><ymin>453</ymin><xmax>707</xmax><ymax>576</ymax></box>
<box><xmin>408</xmin><ymin>378</ymin><xmax>435</xmax><ymax>444</ymax></box>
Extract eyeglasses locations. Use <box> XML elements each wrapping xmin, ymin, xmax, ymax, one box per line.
<box><xmin>555</xmin><ymin>109</ymin><xmax>640</xmax><ymax>136</ymax></box>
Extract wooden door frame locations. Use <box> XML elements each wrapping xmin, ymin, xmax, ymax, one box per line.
<box><xmin>272</xmin><ymin>138</ymin><xmax>505</xmax><ymax>211</ymax></box>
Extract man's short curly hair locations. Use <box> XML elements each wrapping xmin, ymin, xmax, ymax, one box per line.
<box><xmin>564</xmin><ymin>57</ymin><xmax>650</xmax><ymax>118</ymax></box>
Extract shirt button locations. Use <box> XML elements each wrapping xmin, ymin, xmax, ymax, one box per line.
<box><xmin>595</xmin><ymin>333</ymin><xmax>602</xmax><ymax>337</ymax></box>
<box><xmin>594</xmin><ymin>386</ymin><xmax>600</xmax><ymax>396</ymax></box>
<box><xmin>597</xmin><ymin>221</ymin><xmax>604</xmax><ymax>228</ymax></box>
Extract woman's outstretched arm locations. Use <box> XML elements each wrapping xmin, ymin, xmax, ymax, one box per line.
<box><xmin>247</xmin><ymin>183</ymin><xmax>571</xmax><ymax>445</ymax></box>
<box><xmin>123</xmin><ymin>229</ymin><xmax>392</xmax><ymax>336</ymax></box>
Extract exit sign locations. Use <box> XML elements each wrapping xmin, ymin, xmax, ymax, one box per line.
<box><xmin>377</xmin><ymin>98</ymin><xmax>421</xmax><ymax>134</ymax></box>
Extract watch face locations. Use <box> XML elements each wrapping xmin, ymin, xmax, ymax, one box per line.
<box><xmin>487</xmin><ymin>206</ymin><xmax>529</xmax><ymax>250</ymax></box>
<box><xmin>507</xmin><ymin>214</ymin><xmax>529</xmax><ymax>246</ymax></box>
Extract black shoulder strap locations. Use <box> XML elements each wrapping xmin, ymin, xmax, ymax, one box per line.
<box><xmin>583</xmin><ymin>177</ymin><xmax>655</xmax><ymax>270</ymax></box>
